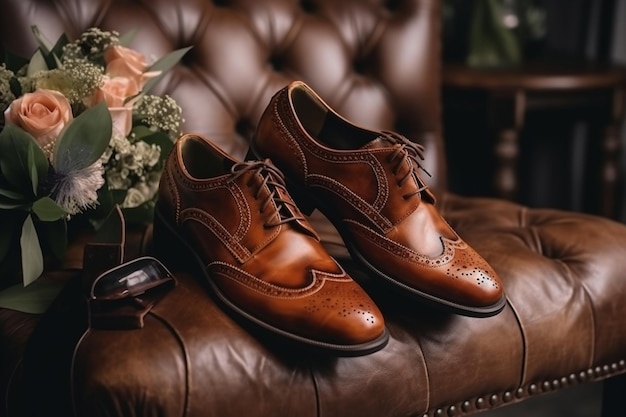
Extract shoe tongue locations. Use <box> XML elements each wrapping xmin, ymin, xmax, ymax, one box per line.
<box><xmin>360</xmin><ymin>135</ymin><xmax>391</xmax><ymax>150</ymax></box>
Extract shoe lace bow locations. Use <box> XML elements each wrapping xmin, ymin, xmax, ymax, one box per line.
<box><xmin>229</xmin><ymin>159</ymin><xmax>304</xmax><ymax>227</ymax></box>
<box><xmin>380</xmin><ymin>130</ymin><xmax>432</xmax><ymax>199</ymax></box>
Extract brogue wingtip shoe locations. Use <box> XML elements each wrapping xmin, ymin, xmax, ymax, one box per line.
<box><xmin>154</xmin><ymin>133</ymin><xmax>389</xmax><ymax>355</ymax></box>
<box><xmin>252</xmin><ymin>81</ymin><xmax>506</xmax><ymax>317</ymax></box>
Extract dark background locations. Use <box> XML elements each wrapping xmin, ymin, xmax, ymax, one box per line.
<box><xmin>441</xmin><ymin>0</ymin><xmax>626</xmax><ymax>220</ymax></box>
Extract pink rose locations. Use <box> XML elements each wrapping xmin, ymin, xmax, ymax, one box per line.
<box><xmin>4</xmin><ymin>89</ymin><xmax>73</xmax><ymax>149</ymax></box>
<box><xmin>104</xmin><ymin>45</ymin><xmax>160</xmax><ymax>88</ymax></box>
<box><xmin>89</xmin><ymin>75</ymin><xmax>140</xmax><ymax>108</ymax></box>
<box><xmin>87</xmin><ymin>76</ymin><xmax>139</xmax><ymax>138</ymax></box>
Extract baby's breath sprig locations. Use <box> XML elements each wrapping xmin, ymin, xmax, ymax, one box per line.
<box><xmin>0</xmin><ymin>64</ymin><xmax>16</xmax><ymax>119</ymax></box>
<box><xmin>135</xmin><ymin>94</ymin><xmax>184</xmax><ymax>140</ymax></box>
<box><xmin>62</xmin><ymin>27</ymin><xmax>120</xmax><ymax>64</ymax></box>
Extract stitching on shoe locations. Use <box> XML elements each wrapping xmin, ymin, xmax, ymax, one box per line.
<box><xmin>180</xmin><ymin>207</ymin><xmax>252</xmax><ymax>263</ymax></box>
<box><xmin>227</xmin><ymin>181</ymin><xmax>251</xmax><ymax>242</ymax></box>
<box><xmin>210</xmin><ymin>261</ymin><xmax>330</xmax><ymax>298</ymax></box>
<box><xmin>272</xmin><ymin>94</ymin><xmax>309</xmax><ymax>178</ymax></box>
<box><xmin>344</xmin><ymin>219</ymin><xmax>459</xmax><ymax>269</ymax></box>
<box><xmin>308</xmin><ymin>173</ymin><xmax>393</xmax><ymax>231</ymax></box>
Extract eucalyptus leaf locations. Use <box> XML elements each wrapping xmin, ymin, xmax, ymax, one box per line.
<box><xmin>27</xmin><ymin>143</ymin><xmax>39</xmax><ymax>195</ymax></box>
<box><xmin>32</xmin><ymin>197</ymin><xmax>66</xmax><ymax>222</ymax></box>
<box><xmin>0</xmin><ymin>123</ymin><xmax>48</xmax><ymax>196</ymax></box>
<box><xmin>48</xmin><ymin>32</ymin><xmax>70</xmax><ymax>70</ymax></box>
<box><xmin>118</xmin><ymin>29</ymin><xmax>138</xmax><ymax>47</ymax></box>
<box><xmin>41</xmin><ymin>218</ymin><xmax>67</xmax><ymax>262</ymax></box>
<box><xmin>0</xmin><ymin>186</ymin><xmax>25</xmax><ymax>201</ymax></box>
<box><xmin>3</xmin><ymin>49</ymin><xmax>29</xmax><ymax>73</ymax></box>
<box><xmin>0</xmin><ymin>279</ymin><xmax>66</xmax><ymax>314</ymax></box>
<box><xmin>0</xmin><ymin>200</ymin><xmax>29</xmax><ymax>210</ymax></box>
<box><xmin>0</xmin><ymin>210</ymin><xmax>27</xmax><ymax>264</ymax></box>
<box><xmin>53</xmin><ymin>102</ymin><xmax>112</xmax><ymax>172</ymax></box>
<box><xmin>26</xmin><ymin>49</ymin><xmax>49</xmax><ymax>76</ymax></box>
<box><xmin>20</xmin><ymin>214</ymin><xmax>44</xmax><ymax>287</ymax></box>
<box><xmin>141</xmin><ymin>46</ymin><xmax>192</xmax><ymax>95</ymax></box>
<box><xmin>9</xmin><ymin>76</ymin><xmax>22</xmax><ymax>98</ymax></box>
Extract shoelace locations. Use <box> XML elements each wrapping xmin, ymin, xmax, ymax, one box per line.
<box><xmin>229</xmin><ymin>159</ymin><xmax>305</xmax><ymax>227</ymax></box>
<box><xmin>381</xmin><ymin>130</ymin><xmax>432</xmax><ymax>199</ymax></box>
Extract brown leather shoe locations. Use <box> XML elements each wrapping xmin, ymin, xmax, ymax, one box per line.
<box><xmin>153</xmin><ymin>133</ymin><xmax>388</xmax><ymax>355</ymax></box>
<box><xmin>252</xmin><ymin>81</ymin><xmax>506</xmax><ymax>317</ymax></box>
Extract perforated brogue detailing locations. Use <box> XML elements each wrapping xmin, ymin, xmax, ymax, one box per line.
<box><xmin>445</xmin><ymin>249</ymin><xmax>500</xmax><ymax>289</ymax></box>
<box><xmin>346</xmin><ymin>220</ymin><xmax>458</xmax><ymax>268</ymax></box>
<box><xmin>303</xmin><ymin>283</ymin><xmax>379</xmax><ymax>326</ymax></box>
<box><xmin>210</xmin><ymin>262</ymin><xmax>326</xmax><ymax>298</ymax></box>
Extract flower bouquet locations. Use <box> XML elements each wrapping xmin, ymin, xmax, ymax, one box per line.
<box><xmin>0</xmin><ymin>26</ymin><xmax>189</xmax><ymax>290</ymax></box>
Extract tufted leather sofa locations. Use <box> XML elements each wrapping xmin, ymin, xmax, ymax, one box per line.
<box><xmin>2</xmin><ymin>0</ymin><xmax>626</xmax><ymax>416</ymax></box>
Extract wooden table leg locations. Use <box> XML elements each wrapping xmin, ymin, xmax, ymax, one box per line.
<box><xmin>490</xmin><ymin>90</ymin><xmax>525</xmax><ymax>201</ymax></box>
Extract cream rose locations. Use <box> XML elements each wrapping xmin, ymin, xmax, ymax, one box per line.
<box><xmin>4</xmin><ymin>89</ymin><xmax>73</xmax><ymax>150</ymax></box>
<box><xmin>87</xmin><ymin>76</ymin><xmax>139</xmax><ymax>138</ymax></box>
<box><xmin>104</xmin><ymin>45</ymin><xmax>160</xmax><ymax>88</ymax></box>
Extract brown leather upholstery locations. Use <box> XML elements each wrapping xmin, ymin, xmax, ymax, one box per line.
<box><xmin>2</xmin><ymin>0</ymin><xmax>626</xmax><ymax>416</ymax></box>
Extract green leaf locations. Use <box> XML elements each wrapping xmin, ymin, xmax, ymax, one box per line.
<box><xmin>41</xmin><ymin>218</ymin><xmax>67</xmax><ymax>261</ymax></box>
<box><xmin>118</xmin><ymin>29</ymin><xmax>138</xmax><ymax>47</ymax></box>
<box><xmin>32</xmin><ymin>197</ymin><xmax>66</xmax><ymax>221</ymax></box>
<box><xmin>53</xmin><ymin>101</ymin><xmax>112</xmax><ymax>172</ymax></box>
<box><xmin>3</xmin><ymin>49</ymin><xmax>29</xmax><ymax>73</ymax></box>
<box><xmin>0</xmin><ymin>279</ymin><xmax>66</xmax><ymax>314</ymax></box>
<box><xmin>27</xmin><ymin>143</ymin><xmax>39</xmax><ymax>195</ymax></box>
<box><xmin>0</xmin><ymin>199</ymin><xmax>29</xmax><ymax>210</ymax></box>
<box><xmin>48</xmin><ymin>33</ymin><xmax>70</xmax><ymax>70</ymax></box>
<box><xmin>0</xmin><ymin>210</ymin><xmax>27</xmax><ymax>264</ymax></box>
<box><xmin>0</xmin><ymin>123</ymin><xmax>49</xmax><ymax>197</ymax></box>
<box><xmin>141</xmin><ymin>46</ymin><xmax>192</xmax><ymax>95</ymax></box>
<box><xmin>0</xmin><ymin>186</ymin><xmax>25</xmax><ymax>201</ymax></box>
<box><xmin>467</xmin><ymin>0</ymin><xmax>522</xmax><ymax>67</ymax></box>
<box><xmin>26</xmin><ymin>49</ymin><xmax>49</xmax><ymax>76</ymax></box>
<box><xmin>9</xmin><ymin>76</ymin><xmax>22</xmax><ymax>98</ymax></box>
<box><xmin>20</xmin><ymin>214</ymin><xmax>44</xmax><ymax>286</ymax></box>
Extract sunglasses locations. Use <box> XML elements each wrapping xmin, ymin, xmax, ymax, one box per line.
<box><xmin>88</xmin><ymin>256</ymin><xmax>176</xmax><ymax>329</ymax></box>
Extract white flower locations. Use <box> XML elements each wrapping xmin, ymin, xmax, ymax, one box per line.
<box><xmin>107</xmin><ymin>170</ymin><xmax>130</xmax><ymax>190</ymax></box>
<box><xmin>51</xmin><ymin>159</ymin><xmax>105</xmax><ymax>215</ymax></box>
<box><xmin>122</xmin><ymin>186</ymin><xmax>146</xmax><ymax>208</ymax></box>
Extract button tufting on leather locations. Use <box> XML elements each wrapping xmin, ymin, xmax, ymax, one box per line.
<box><xmin>475</xmin><ymin>397</ymin><xmax>486</xmax><ymax>409</ymax></box>
<box><xmin>461</xmin><ymin>400</ymin><xmax>471</xmax><ymax>412</ymax></box>
<box><xmin>503</xmin><ymin>391</ymin><xmax>513</xmax><ymax>402</ymax></box>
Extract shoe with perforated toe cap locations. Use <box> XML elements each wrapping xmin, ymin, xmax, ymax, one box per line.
<box><xmin>153</xmin><ymin>133</ymin><xmax>389</xmax><ymax>355</ymax></box>
<box><xmin>251</xmin><ymin>81</ymin><xmax>506</xmax><ymax>317</ymax></box>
